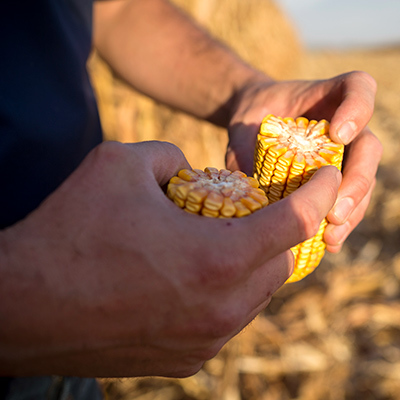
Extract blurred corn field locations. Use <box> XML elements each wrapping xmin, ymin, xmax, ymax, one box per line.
<box><xmin>88</xmin><ymin>0</ymin><xmax>400</xmax><ymax>399</ymax></box>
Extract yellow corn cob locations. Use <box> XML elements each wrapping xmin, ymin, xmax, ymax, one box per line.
<box><xmin>253</xmin><ymin>114</ymin><xmax>344</xmax><ymax>283</ymax></box>
<box><xmin>167</xmin><ymin>167</ymin><xmax>269</xmax><ymax>218</ymax></box>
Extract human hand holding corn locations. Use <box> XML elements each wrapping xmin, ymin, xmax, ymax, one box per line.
<box><xmin>0</xmin><ymin>140</ymin><xmax>341</xmax><ymax>377</ymax></box>
<box><xmin>225</xmin><ymin>72</ymin><xmax>382</xmax><ymax>256</ymax></box>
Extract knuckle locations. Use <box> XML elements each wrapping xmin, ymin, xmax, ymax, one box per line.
<box><xmin>191</xmin><ymin>342</ymin><xmax>224</xmax><ymax>363</ymax></box>
<box><xmin>346</xmin><ymin>70</ymin><xmax>377</xmax><ymax>89</ymax></box>
<box><xmin>94</xmin><ymin>140</ymin><xmax>125</xmax><ymax>158</ymax></box>
<box><xmin>352</xmin><ymin>174</ymin><xmax>371</xmax><ymax>200</ymax></box>
<box><xmin>369</xmin><ymin>133</ymin><xmax>383</xmax><ymax>159</ymax></box>
<box><xmin>341</xmin><ymin>71</ymin><xmax>377</xmax><ymax>120</ymax></box>
<box><xmin>174</xmin><ymin>341</ymin><xmax>224</xmax><ymax>377</ymax></box>
<box><xmin>359</xmin><ymin>99</ymin><xmax>374</xmax><ymax>119</ymax></box>
<box><xmin>90</xmin><ymin>141</ymin><xmax>127</xmax><ymax>166</ymax></box>
<box><xmin>79</xmin><ymin>141</ymin><xmax>128</xmax><ymax>181</ymax></box>
<box><xmin>190</xmin><ymin>302</ymin><xmax>242</xmax><ymax>340</ymax></box>
<box><xmin>205</xmin><ymin>307</ymin><xmax>242</xmax><ymax>338</ymax></box>
<box><xmin>148</xmin><ymin>140</ymin><xmax>187</xmax><ymax>164</ymax></box>
<box><xmin>173</xmin><ymin>363</ymin><xmax>204</xmax><ymax>379</ymax></box>
<box><xmin>161</xmin><ymin>141</ymin><xmax>185</xmax><ymax>157</ymax></box>
<box><xmin>354</xmin><ymin>70</ymin><xmax>377</xmax><ymax>92</ymax></box>
<box><xmin>149</xmin><ymin>140</ymin><xmax>179</xmax><ymax>151</ymax></box>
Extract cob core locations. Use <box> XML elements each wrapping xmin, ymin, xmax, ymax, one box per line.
<box><xmin>253</xmin><ymin>115</ymin><xmax>344</xmax><ymax>282</ymax></box>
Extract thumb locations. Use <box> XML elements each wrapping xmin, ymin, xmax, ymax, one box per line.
<box><xmin>241</xmin><ymin>165</ymin><xmax>342</xmax><ymax>265</ymax></box>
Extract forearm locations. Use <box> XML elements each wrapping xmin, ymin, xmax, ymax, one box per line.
<box><xmin>93</xmin><ymin>0</ymin><xmax>271</xmax><ymax>126</ymax></box>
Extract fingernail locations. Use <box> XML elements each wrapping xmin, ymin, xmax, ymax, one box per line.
<box><xmin>332</xmin><ymin>197</ymin><xmax>354</xmax><ymax>223</ymax></box>
<box><xmin>337</xmin><ymin>121</ymin><xmax>357</xmax><ymax>144</ymax></box>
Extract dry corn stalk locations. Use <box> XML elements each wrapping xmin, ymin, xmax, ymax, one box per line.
<box><xmin>253</xmin><ymin>115</ymin><xmax>344</xmax><ymax>282</ymax></box>
<box><xmin>167</xmin><ymin>167</ymin><xmax>269</xmax><ymax>218</ymax></box>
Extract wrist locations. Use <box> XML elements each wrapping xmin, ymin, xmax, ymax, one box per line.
<box><xmin>228</xmin><ymin>74</ymin><xmax>277</xmax><ymax>129</ymax></box>
<box><xmin>208</xmin><ymin>66</ymin><xmax>274</xmax><ymax>128</ymax></box>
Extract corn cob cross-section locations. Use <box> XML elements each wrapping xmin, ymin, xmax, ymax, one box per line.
<box><xmin>167</xmin><ymin>167</ymin><xmax>269</xmax><ymax>218</ymax></box>
<box><xmin>253</xmin><ymin>115</ymin><xmax>344</xmax><ymax>282</ymax></box>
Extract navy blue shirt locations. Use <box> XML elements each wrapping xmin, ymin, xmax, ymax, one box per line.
<box><xmin>0</xmin><ymin>0</ymin><xmax>102</xmax><ymax>228</ymax></box>
<box><xmin>0</xmin><ymin>0</ymin><xmax>104</xmax><ymax>396</ymax></box>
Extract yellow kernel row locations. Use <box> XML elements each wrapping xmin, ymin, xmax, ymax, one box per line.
<box><xmin>253</xmin><ymin>115</ymin><xmax>344</xmax><ymax>282</ymax></box>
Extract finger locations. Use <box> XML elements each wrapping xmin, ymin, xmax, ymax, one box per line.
<box><xmin>325</xmin><ymin>179</ymin><xmax>375</xmax><ymax>253</ymax></box>
<box><xmin>327</xmin><ymin>127</ymin><xmax>382</xmax><ymax>225</ymax></box>
<box><xmin>226</xmin><ymin>122</ymin><xmax>259</xmax><ymax>174</ymax></box>
<box><xmin>243</xmin><ymin>250</ymin><xmax>294</xmax><ymax>309</ymax></box>
<box><xmin>131</xmin><ymin>140</ymin><xmax>191</xmax><ymax>186</ymax></box>
<box><xmin>216</xmin><ymin>251</ymin><xmax>294</xmax><ymax>347</ymax></box>
<box><xmin>238</xmin><ymin>165</ymin><xmax>342</xmax><ymax>266</ymax></box>
<box><xmin>329</xmin><ymin>71</ymin><xmax>377</xmax><ymax>144</ymax></box>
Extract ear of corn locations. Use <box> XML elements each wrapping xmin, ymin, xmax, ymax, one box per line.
<box><xmin>167</xmin><ymin>167</ymin><xmax>269</xmax><ymax>218</ymax></box>
<box><xmin>166</xmin><ymin>115</ymin><xmax>344</xmax><ymax>284</ymax></box>
<box><xmin>253</xmin><ymin>115</ymin><xmax>344</xmax><ymax>283</ymax></box>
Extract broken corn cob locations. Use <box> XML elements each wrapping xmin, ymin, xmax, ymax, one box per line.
<box><xmin>167</xmin><ymin>167</ymin><xmax>269</xmax><ymax>218</ymax></box>
<box><xmin>253</xmin><ymin>114</ymin><xmax>344</xmax><ymax>283</ymax></box>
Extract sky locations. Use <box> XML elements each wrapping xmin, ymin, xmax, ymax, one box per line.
<box><xmin>275</xmin><ymin>0</ymin><xmax>400</xmax><ymax>49</ymax></box>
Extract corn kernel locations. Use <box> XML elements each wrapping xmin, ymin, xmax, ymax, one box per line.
<box><xmin>254</xmin><ymin>115</ymin><xmax>344</xmax><ymax>283</ymax></box>
<box><xmin>167</xmin><ymin>167</ymin><xmax>269</xmax><ymax>219</ymax></box>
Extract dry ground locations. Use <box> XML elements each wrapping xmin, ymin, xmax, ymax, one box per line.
<box><xmin>88</xmin><ymin>1</ymin><xmax>400</xmax><ymax>398</ymax></box>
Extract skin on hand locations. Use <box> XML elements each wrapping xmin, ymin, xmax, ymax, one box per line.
<box><xmin>226</xmin><ymin>71</ymin><xmax>382</xmax><ymax>253</ymax></box>
<box><xmin>0</xmin><ymin>141</ymin><xmax>340</xmax><ymax>378</ymax></box>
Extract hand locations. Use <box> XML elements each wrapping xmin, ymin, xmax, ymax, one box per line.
<box><xmin>1</xmin><ymin>141</ymin><xmax>340</xmax><ymax>378</ymax></box>
<box><xmin>227</xmin><ymin>71</ymin><xmax>382</xmax><ymax>252</ymax></box>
